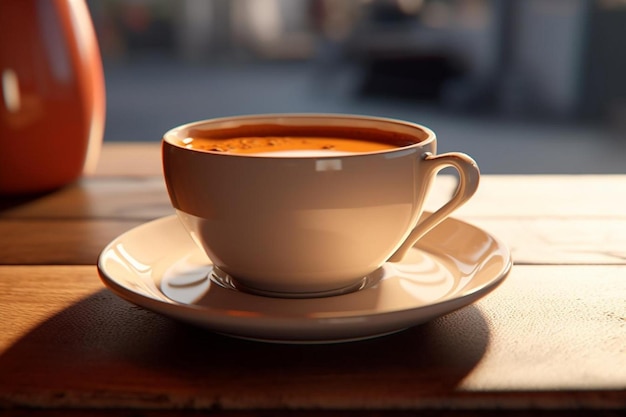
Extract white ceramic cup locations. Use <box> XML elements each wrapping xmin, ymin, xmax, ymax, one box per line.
<box><xmin>162</xmin><ymin>114</ymin><xmax>479</xmax><ymax>298</ymax></box>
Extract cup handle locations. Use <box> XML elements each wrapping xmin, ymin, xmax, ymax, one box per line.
<box><xmin>388</xmin><ymin>152</ymin><xmax>480</xmax><ymax>262</ymax></box>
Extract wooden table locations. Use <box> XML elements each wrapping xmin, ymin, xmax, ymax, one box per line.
<box><xmin>1</xmin><ymin>143</ymin><xmax>624</xmax><ymax>416</ymax></box>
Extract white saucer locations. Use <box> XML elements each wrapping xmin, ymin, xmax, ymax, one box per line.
<box><xmin>97</xmin><ymin>215</ymin><xmax>511</xmax><ymax>343</ymax></box>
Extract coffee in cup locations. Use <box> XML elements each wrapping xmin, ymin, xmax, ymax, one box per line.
<box><xmin>182</xmin><ymin>134</ymin><xmax>410</xmax><ymax>156</ymax></box>
<box><xmin>162</xmin><ymin>114</ymin><xmax>479</xmax><ymax>298</ymax></box>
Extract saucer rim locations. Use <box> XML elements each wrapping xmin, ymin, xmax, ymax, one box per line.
<box><xmin>97</xmin><ymin>215</ymin><xmax>512</xmax><ymax>342</ymax></box>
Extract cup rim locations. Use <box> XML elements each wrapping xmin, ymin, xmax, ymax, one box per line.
<box><xmin>162</xmin><ymin>113</ymin><xmax>436</xmax><ymax>158</ymax></box>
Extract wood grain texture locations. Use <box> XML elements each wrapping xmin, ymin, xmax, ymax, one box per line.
<box><xmin>427</xmin><ymin>175</ymin><xmax>626</xmax><ymax>218</ymax></box>
<box><xmin>92</xmin><ymin>142</ymin><xmax>162</xmax><ymax>177</ymax></box>
<box><xmin>0</xmin><ymin>265</ymin><xmax>624</xmax><ymax>411</ymax></box>
<box><xmin>0</xmin><ymin>220</ymin><xmax>144</xmax><ymax>265</ymax></box>
<box><xmin>466</xmin><ymin>218</ymin><xmax>626</xmax><ymax>265</ymax></box>
<box><xmin>2</xmin><ymin>174</ymin><xmax>625</xmax><ymax>266</ymax></box>
<box><xmin>0</xmin><ymin>178</ymin><xmax>172</xmax><ymax>220</ymax></box>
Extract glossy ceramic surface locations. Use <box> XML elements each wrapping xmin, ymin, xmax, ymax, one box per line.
<box><xmin>98</xmin><ymin>215</ymin><xmax>511</xmax><ymax>343</ymax></box>
<box><xmin>162</xmin><ymin>114</ymin><xmax>479</xmax><ymax>295</ymax></box>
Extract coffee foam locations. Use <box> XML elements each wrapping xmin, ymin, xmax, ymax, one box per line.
<box><xmin>244</xmin><ymin>149</ymin><xmax>357</xmax><ymax>157</ymax></box>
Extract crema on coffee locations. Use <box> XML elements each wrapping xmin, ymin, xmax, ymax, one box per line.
<box><xmin>182</xmin><ymin>136</ymin><xmax>411</xmax><ymax>156</ymax></box>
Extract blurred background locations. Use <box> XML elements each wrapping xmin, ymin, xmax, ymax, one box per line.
<box><xmin>87</xmin><ymin>0</ymin><xmax>626</xmax><ymax>173</ymax></box>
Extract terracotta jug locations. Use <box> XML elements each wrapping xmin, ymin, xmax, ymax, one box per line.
<box><xmin>0</xmin><ymin>0</ymin><xmax>105</xmax><ymax>194</ymax></box>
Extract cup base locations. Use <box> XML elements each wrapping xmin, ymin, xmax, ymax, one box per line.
<box><xmin>209</xmin><ymin>266</ymin><xmax>384</xmax><ymax>299</ymax></box>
